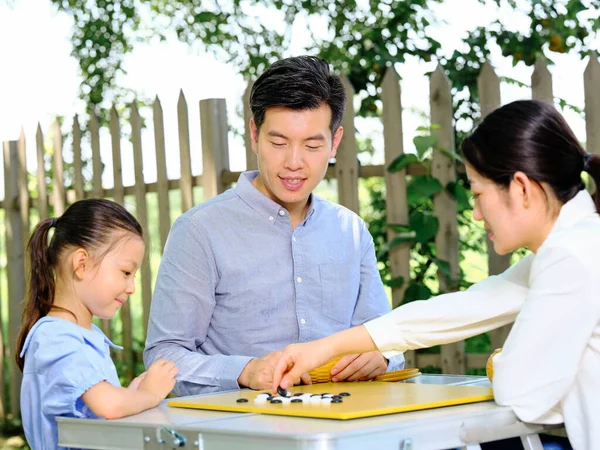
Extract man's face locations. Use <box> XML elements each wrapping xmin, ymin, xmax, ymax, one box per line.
<box><xmin>250</xmin><ymin>104</ymin><xmax>343</xmax><ymax>212</ymax></box>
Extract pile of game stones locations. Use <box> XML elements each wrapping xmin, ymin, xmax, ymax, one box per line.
<box><xmin>237</xmin><ymin>387</ymin><xmax>350</xmax><ymax>405</ymax></box>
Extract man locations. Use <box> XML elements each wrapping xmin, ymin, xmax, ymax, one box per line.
<box><xmin>144</xmin><ymin>55</ymin><xmax>404</xmax><ymax>395</ymax></box>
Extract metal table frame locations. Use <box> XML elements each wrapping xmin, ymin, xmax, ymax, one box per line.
<box><xmin>57</xmin><ymin>375</ymin><xmax>559</xmax><ymax>450</ymax></box>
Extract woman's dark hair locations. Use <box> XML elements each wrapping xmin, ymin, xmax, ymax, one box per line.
<box><xmin>16</xmin><ymin>198</ymin><xmax>143</xmax><ymax>371</ymax></box>
<box><xmin>461</xmin><ymin>99</ymin><xmax>600</xmax><ymax>212</ymax></box>
<box><xmin>250</xmin><ymin>55</ymin><xmax>346</xmax><ymax>136</ymax></box>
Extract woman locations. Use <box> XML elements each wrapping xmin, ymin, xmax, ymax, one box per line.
<box><xmin>272</xmin><ymin>100</ymin><xmax>600</xmax><ymax>450</ymax></box>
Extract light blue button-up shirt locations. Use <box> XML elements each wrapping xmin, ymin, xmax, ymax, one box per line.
<box><xmin>144</xmin><ymin>171</ymin><xmax>404</xmax><ymax>395</ymax></box>
<box><xmin>20</xmin><ymin>316</ymin><xmax>121</xmax><ymax>450</ymax></box>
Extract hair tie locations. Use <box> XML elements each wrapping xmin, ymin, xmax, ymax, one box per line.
<box><xmin>50</xmin><ymin>218</ymin><xmax>58</xmax><ymax>228</ymax></box>
<box><xmin>583</xmin><ymin>153</ymin><xmax>593</xmax><ymax>171</ymax></box>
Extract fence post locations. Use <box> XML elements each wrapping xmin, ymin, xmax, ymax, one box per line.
<box><xmin>243</xmin><ymin>80</ymin><xmax>258</xmax><ymax>171</ymax></box>
<box><xmin>178</xmin><ymin>91</ymin><xmax>194</xmax><ymax>212</ymax></box>
<box><xmin>584</xmin><ymin>53</ymin><xmax>600</xmax><ymax>190</ymax></box>
<box><xmin>72</xmin><ymin>115</ymin><xmax>85</xmax><ymax>202</ymax></box>
<box><xmin>381</xmin><ymin>67</ymin><xmax>414</xmax><ymax>367</ymax></box>
<box><xmin>17</xmin><ymin>130</ymin><xmax>30</xmax><ymax>244</ymax></box>
<box><xmin>36</xmin><ymin>125</ymin><xmax>49</xmax><ymax>218</ymax></box>
<box><xmin>153</xmin><ymin>96</ymin><xmax>171</xmax><ymax>252</ymax></box>
<box><xmin>131</xmin><ymin>102</ymin><xmax>153</xmax><ymax>342</ymax></box>
<box><xmin>200</xmin><ymin>98</ymin><xmax>230</xmax><ymax>200</ymax></box>
<box><xmin>381</xmin><ymin>67</ymin><xmax>411</xmax><ymax>308</ymax></box>
<box><xmin>431</xmin><ymin>65</ymin><xmax>465</xmax><ymax>374</ymax></box>
<box><xmin>90</xmin><ymin>111</ymin><xmax>103</xmax><ymax>200</ymax></box>
<box><xmin>478</xmin><ymin>61</ymin><xmax>512</xmax><ymax>350</ymax></box>
<box><xmin>0</xmin><ymin>241</ymin><xmax>4</xmax><ymax>419</ymax></box>
<box><xmin>3</xmin><ymin>140</ymin><xmax>26</xmax><ymax>416</ymax></box>
<box><xmin>110</xmin><ymin>107</ymin><xmax>125</xmax><ymax>205</ymax></box>
<box><xmin>337</xmin><ymin>74</ymin><xmax>360</xmax><ymax>214</ymax></box>
<box><xmin>53</xmin><ymin>119</ymin><xmax>66</xmax><ymax>215</ymax></box>
<box><xmin>531</xmin><ymin>56</ymin><xmax>553</xmax><ymax>103</ymax></box>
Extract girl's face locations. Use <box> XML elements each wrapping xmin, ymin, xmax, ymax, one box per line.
<box><xmin>76</xmin><ymin>234</ymin><xmax>145</xmax><ymax>320</ymax></box>
<box><xmin>466</xmin><ymin>165</ymin><xmax>556</xmax><ymax>255</ymax></box>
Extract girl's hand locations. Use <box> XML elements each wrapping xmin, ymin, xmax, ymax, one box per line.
<box><xmin>138</xmin><ymin>359</ymin><xmax>178</xmax><ymax>404</ymax></box>
<box><xmin>128</xmin><ymin>371</ymin><xmax>147</xmax><ymax>391</ymax></box>
<box><xmin>272</xmin><ymin>340</ymin><xmax>334</xmax><ymax>392</ymax></box>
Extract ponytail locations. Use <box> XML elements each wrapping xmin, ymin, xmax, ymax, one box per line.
<box><xmin>16</xmin><ymin>218</ymin><xmax>57</xmax><ymax>371</ymax></box>
<box><xmin>583</xmin><ymin>153</ymin><xmax>600</xmax><ymax>214</ymax></box>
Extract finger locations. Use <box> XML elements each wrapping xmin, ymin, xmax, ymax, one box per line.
<box><xmin>350</xmin><ymin>353</ymin><xmax>388</xmax><ymax>381</ymax></box>
<box><xmin>272</xmin><ymin>355</ymin><xmax>294</xmax><ymax>393</ymax></box>
<box><xmin>332</xmin><ymin>354</ymin><xmax>370</xmax><ymax>382</ymax></box>
<box><xmin>346</xmin><ymin>358</ymin><xmax>380</xmax><ymax>381</ymax></box>
<box><xmin>273</xmin><ymin>356</ymin><xmax>306</xmax><ymax>391</ymax></box>
<box><xmin>300</xmin><ymin>372</ymin><xmax>312</xmax><ymax>385</ymax></box>
<box><xmin>348</xmin><ymin>352</ymin><xmax>388</xmax><ymax>381</ymax></box>
<box><xmin>362</xmin><ymin>366</ymin><xmax>385</xmax><ymax>381</ymax></box>
<box><xmin>330</xmin><ymin>354</ymin><xmax>359</xmax><ymax>377</ymax></box>
<box><xmin>163</xmin><ymin>360</ymin><xmax>175</xmax><ymax>369</ymax></box>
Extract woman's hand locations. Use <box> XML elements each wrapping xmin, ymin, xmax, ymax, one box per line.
<box><xmin>272</xmin><ymin>340</ymin><xmax>334</xmax><ymax>391</ymax></box>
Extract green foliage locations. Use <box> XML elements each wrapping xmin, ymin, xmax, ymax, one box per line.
<box><xmin>45</xmin><ymin>0</ymin><xmax>598</xmax><ymax>125</ymax></box>
<box><xmin>369</xmin><ymin>129</ymin><xmax>478</xmax><ymax>304</ymax></box>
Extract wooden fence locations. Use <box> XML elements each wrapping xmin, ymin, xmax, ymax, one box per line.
<box><xmin>1</xmin><ymin>55</ymin><xmax>599</xmax><ymax>418</ymax></box>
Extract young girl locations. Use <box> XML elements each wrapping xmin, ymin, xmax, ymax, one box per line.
<box><xmin>17</xmin><ymin>198</ymin><xmax>178</xmax><ymax>450</ymax></box>
<box><xmin>272</xmin><ymin>100</ymin><xmax>600</xmax><ymax>450</ymax></box>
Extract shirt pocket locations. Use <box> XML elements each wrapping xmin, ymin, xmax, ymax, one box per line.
<box><xmin>319</xmin><ymin>263</ymin><xmax>359</xmax><ymax>324</ymax></box>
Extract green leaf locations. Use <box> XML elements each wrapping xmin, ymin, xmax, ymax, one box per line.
<box><xmin>388</xmin><ymin>232</ymin><xmax>417</xmax><ymax>248</ymax></box>
<box><xmin>413</xmin><ymin>134</ymin><xmax>438</xmax><ymax>159</ymax></box>
<box><xmin>387</xmin><ymin>223</ymin><xmax>412</xmax><ymax>233</ymax></box>
<box><xmin>407</xmin><ymin>175</ymin><xmax>443</xmax><ymax>205</ymax></box>
<box><xmin>431</xmin><ymin>257</ymin><xmax>452</xmax><ymax>279</ymax></box>
<box><xmin>402</xmin><ymin>281</ymin><xmax>433</xmax><ymax>304</ymax></box>
<box><xmin>387</xmin><ymin>153</ymin><xmax>418</xmax><ymax>173</ymax></box>
<box><xmin>385</xmin><ymin>276</ymin><xmax>405</xmax><ymax>289</ymax></box>
<box><xmin>446</xmin><ymin>181</ymin><xmax>472</xmax><ymax>211</ymax></box>
<box><xmin>409</xmin><ymin>211</ymin><xmax>440</xmax><ymax>244</ymax></box>
<box><xmin>432</xmin><ymin>146</ymin><xmax>462</xmax><ymax>162</ymax></box>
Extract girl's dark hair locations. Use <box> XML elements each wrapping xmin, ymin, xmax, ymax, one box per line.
<box><xmin>250</xmin><ymin>55</ymin><xmax>346</xmax><ymax>136</ymax></box>
<box><xmin>16</xmin><ymin>198</ymin><xmax>143</xmax><ymax>371</ymax></box>
<box><xmin>461</xmin><ymin>100</ymin><xmax>600</xmax><ymax>213</ymax></box>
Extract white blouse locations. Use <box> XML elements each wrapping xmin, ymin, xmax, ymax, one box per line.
<box><xmin>365</xmin><ymin>190</ymin><xmax>600</xmax><ymax>450</ymax></box>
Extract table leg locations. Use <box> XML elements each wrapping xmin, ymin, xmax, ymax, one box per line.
<box><xmin>520</xmin><ymin>433</ymin><xmax>544</xmax><ymax>450</ymax></box>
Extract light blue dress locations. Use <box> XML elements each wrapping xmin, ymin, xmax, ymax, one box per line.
<box><xmin>20</xmin><ymin>316</ymin><xmax>121</xmax><ymax>450</ymax></box>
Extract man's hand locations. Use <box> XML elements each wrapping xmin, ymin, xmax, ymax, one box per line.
<box><xmin>238</xmin><ymin>351</ymin><xmax>311</xmax><ymax>390</ymax></box>
<box><xmin>329</xmin><ymin>351</ymin><xmax>388</xmax><ymax>382</ymax></box>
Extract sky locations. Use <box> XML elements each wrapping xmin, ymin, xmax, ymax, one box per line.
<box><xmin>0</xmin><ymin>0</ymin><xmax>596</xmax><ymax>198</ymax></box>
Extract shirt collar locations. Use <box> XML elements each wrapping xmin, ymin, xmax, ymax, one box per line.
<box><xmin>550</xmin><ymin>189</ymin><xmax>597</xmax><ymax>235</ymax></box>
<box><xmin>20</xmin><ymin>316</ymin><xmax>122</xmax><ymax>357</ymax></box>
<box><xmin>235</xmin><ymin>170</ymin><xmax>317</xmax><ymax>225</ymax></box>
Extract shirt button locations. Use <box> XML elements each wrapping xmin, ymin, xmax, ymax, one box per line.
<box><xmin>292</xmin><ymin>236</ymin><xmax>296</xmax><ymax>242</ymax></box>
<box><xmin>279</xmin><ymin>210</ymin><xmax>285</xmax><ymax>216</ymax></box>
<box><xmin>300</xmin><ymin>318</ymin><xmax>306</xmax><ymax>325</ymax></box>
<box><xmin>268</xmin><ymin>216</ymin><xmax>274</xmax><ymax>221</ymax></box>
<box><xmin>297</xmin><ymin>277</ymin><xmax>302</xmax><ymax>283</ymax></box>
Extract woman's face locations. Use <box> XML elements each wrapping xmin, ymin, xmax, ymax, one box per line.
<box><xmin>466</xmin><ymin>165</ymin><xmax>555</xmax><ymax>255</ymax></box>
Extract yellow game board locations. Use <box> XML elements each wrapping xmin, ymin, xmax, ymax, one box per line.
<box><xmin>168</xmin><ymin>382</ymin><xmax>494</xmax><ymax>420</ymax></box>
